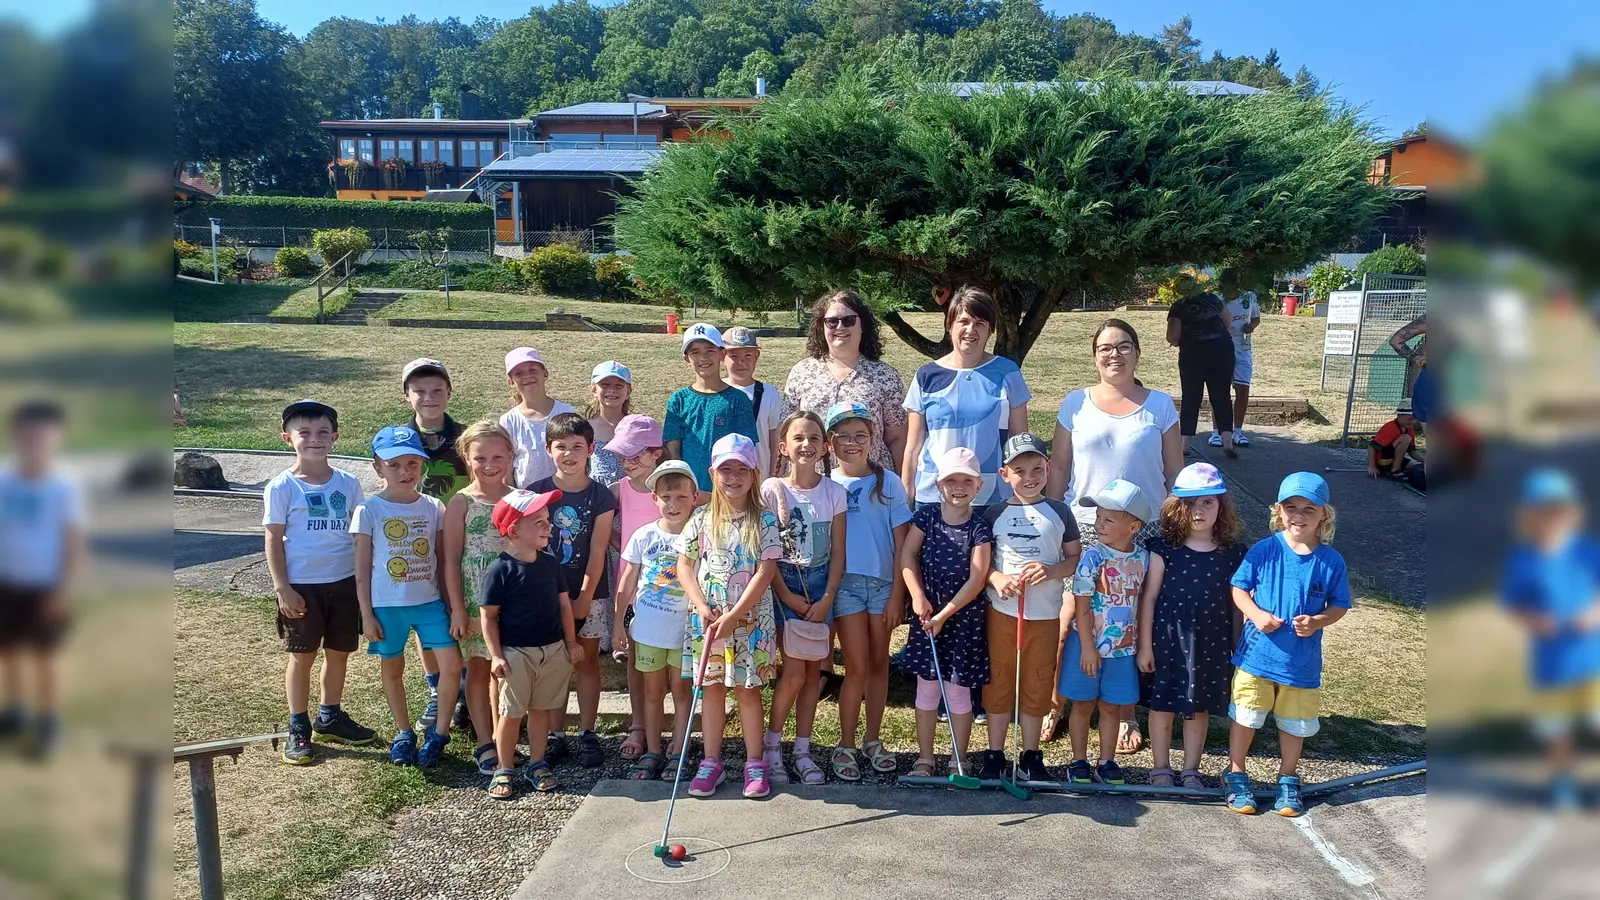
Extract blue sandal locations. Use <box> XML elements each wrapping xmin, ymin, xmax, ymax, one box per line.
<box><xmin>417</xmin><ymin>729</ymin><xmax>450</xmax><ymax>768</ymax></box>
<box><xmin>389</xmin><ymin>730</ymin><xmax>418</xmax><ymax>766</ymax></box>
<box><xmin>525</xmin><ymin>761</ymin><xmax>558</xmax><ymax>792</ymax></box>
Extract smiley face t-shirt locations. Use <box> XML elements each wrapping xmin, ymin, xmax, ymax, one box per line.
<box><xmin>351</xmin><ymin>494</ymin><xmax>446</xmax><ymax>607</ymax></box>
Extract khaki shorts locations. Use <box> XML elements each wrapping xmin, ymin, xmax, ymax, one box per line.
<box><xmin>498</xmin><ymin>641</ymin><xmax>573</xmax><ymax>718</ymax></box>
<box><xmin>1230</xmin><ymin>670</ymin><xmax>1321</xmax><ymax>737</ymax></box>
<box><xmin>983</xmin><ymin>606</ymin><xmax>1060</xmax><ymax>718</ymax></box>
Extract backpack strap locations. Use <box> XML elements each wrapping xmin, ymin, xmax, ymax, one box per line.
<box><xmin>752</xmin><ymin>381</ymin><xmax>766</xmax><ymax>419</ymax></box>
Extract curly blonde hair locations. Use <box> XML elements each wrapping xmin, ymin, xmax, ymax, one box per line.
<box><xmin>1157</xmin><ymin>494</ymin><xmax>1242</xmax><ymax>551</ymax></box>
<box><xmin>1269</xmin><ymin>502</ymin><xmax>1337</xmax><ymax>544</ymax></box>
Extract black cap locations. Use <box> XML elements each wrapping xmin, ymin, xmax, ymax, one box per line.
<box><xmin>1002</xmin><ymin>432</ymin><xmax>1050</xmax><ymax>464</ymax></box>
<box><xmin>281</xmin><ymin>399</ymin><xmax>338</xmax><ymax>431</ymax></box>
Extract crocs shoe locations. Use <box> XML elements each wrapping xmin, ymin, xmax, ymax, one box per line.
<box><xmin>743</xmin><ymin>760</ymin><xmax>772</xmax><ymax>799</ymax></box>
<box><xmin>417</xmin><ymin>729</ymin><xmax>450</xmax><ymax>769</ymax></box>
<box><xmin>1094</xmin><ymin>759</ymin><xmax>1126</xmax><ymax>785</ymax></box>
<box><xmin>1207</xmin><ymin>432</ymin><xmax>1224</xmax><ymax>447</ymax></box>
<box><xmin>313</xmin><ymin>710</ymin><xmax>376</xmax><ymax>745</ymax></box>
<box><xmin>389</xmin><ymin>730</ymin><xmax>419</xmax><ymax>766</ymax></box>
<box><xmin>1067</xmin><ymin>759</ymin><xmax>1093</xmax><ymax>784</ymax></box>
<box><xmin>281</xmin><ymin>720</ymin><xmax>314</xmax><ymax>766</ymax></box>
<box><xmin>687</xmin><ymin>758</ymin><xmax>726</xmax><ymax>797</ymax></box>
<box><xmin>1273</xmin><ymin>774</ymin><xmax>1305</xmax><ymax>817</ymax></box>
<box><xmin>1225</xmin><ymin>771</ymin><xmax>1256</xmax><ymax>815</ymax></box>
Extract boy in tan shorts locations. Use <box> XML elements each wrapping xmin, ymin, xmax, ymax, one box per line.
<box><xmin>482</xmin><ymin>489</ymin><xmax>584</xmax><ymax>798</ymax></box>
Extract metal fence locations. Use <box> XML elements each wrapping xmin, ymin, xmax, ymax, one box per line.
<box><xmin>520</xmin><ymin>229</ymin><xmax>595</xmax><ymax>253</ymax></box>
<box><xmin>1327</xmin><ymin>273</ymin><xmax>1426</xmax><ymax>440</ymax></box>
<box><xmin>1333</xmin><ymin>226</ymin><xmax>1426</xmax><ymax>254</ymax></box>
<box><xmin>172</xmin><ymin>224</ymin><xmax>496</xmax><ymax>254</ymax></box>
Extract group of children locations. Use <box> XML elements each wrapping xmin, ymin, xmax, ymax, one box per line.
<box><xmin>262</xmin><ymin>322</ymin><xmax>1363</xmax><ymax>817</ymax></box>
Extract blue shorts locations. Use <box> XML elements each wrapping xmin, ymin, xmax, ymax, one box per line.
<box><xmin>368</xmin><ymin>600</ymin><xmax>456</xmax><ymax>660</ymax></box>
<box><xmin>1058</xmin><ymin>635</ymin><xmax>1140</xmax><ymax>704</ymax></box>
<box><xmin>834</xmin><ymin>573</ymin><xmax>891</xmax><ymax>617</ymax></box>
<box><xmin>776</xmin><ymin>562</ymin><xmax>833</xmax><ymax>625</ymax></box>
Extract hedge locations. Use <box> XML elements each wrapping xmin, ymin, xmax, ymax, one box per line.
<box><xmin>173</xmin><ymin>196</ymin><xmax>493</xmax><ymax>231</ymax></box>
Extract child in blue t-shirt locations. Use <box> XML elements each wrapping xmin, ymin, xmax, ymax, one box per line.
<box><xmin>1500</xmin><ymin>468</ymin><xmax>1600</xmax><ymax>810</ymax></box>
<box><xmin>1226</xmin><ymin>472</ymin><xmax>1351</xmax><ymax>817</ymax></box>
<box><xmin>663</xmin><ymin>324</ymin><xmax>759</xmax><ymax>492</ymax></box>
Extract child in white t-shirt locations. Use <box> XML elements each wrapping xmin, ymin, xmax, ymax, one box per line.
<box><xmin>614</xmin><ymin>459</ymin><xmax>698</xmax><ymax>781</ymax></box>
<box><xmin>352</xmin><ymin>425</ymin><xmax>463</xmax><ymax>769</ymax></box>
<box><xmin>263</xmin><ymin>400</ymin><xmax>374</xmax><ymax>765</ymax></box>
<box><xmin>722</xmin><ymin>327</ymin><xmax>783</xmax><ymax>477</ymax></box>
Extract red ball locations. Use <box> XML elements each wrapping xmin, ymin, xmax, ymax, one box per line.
<box><xmin>670</xmin><ymin>844</ymin><xmax>687</xmax><ymax>860</ymax></box>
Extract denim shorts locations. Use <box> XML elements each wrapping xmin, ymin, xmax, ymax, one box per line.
<box><xmin>834</xmin><ymin>573</ymin><xmax>892</xmax><ymax>617</ymax></box>
<box><xmin>1057</xmin><ymin>634</ymin><xmax>1140</xmax><ymax>704</ymax></box>
<box><xmin>368</xmin><ymin>599</ymin><xmax>456</xmax><ymax>660</ymax></box>
<box><xmin>776</xmin><ymin>561</ymin><xmax>833</xmax><ymax>625</ymax></box>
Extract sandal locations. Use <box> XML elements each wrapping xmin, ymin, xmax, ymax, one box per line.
<box><xmin>1149</xmin><ymin>766</ymin><xmax>1175</xmax><ymax>787</ymax></box>
<box><xmin>619</xmin><ymin>726</ymin><xmax>647</xmax><ymax>760</ymax></box>
<box><xmin>862</xmin><ymin>739</ymin><xmax>897</xmax><ymax>774</ymax></box>
<box><xmin>1116</xmin><ymin>718</ymin><xmax>1144</xmax><ymax>755</ymax></box>
<box><xmin>795</xmin><ymin>749</ymin><xmax>826</xmax><ymax>785</ymax></box>
<box><xmin>1040</xmin><ymin>708</ymin><xmax>1065</xmax><ymax>743</ymax></box>
<box><xmin>831</xmin><ymin>747</ymin><xmax>862</xmax><ymax>782</ymax></box>
<box><xmin>661</xmin><ymin>745</ymin><xmax>684</xmax><ymax>780</ymax></box>
<box><xmin>524</xmin><ymin>761</ymin><xmax>558</xmax><ymax>793</ymax></box>
<box><xmin>628</xmin><ymin>751</ymin><xmax>664</xmax><ymax>781</ymax></box>
<box><xmin>1180</xmin><ymin>770</ymin><xmax>1206</xmax><ymax>795</ymax></box>
<box><xmin>909</xmin><ymin>758</ymin><xmax>936</xmax><ymax>777</ymax></box>
<box><xmin>473</xmin><ymin>742</ymin><xmax>500</xmax><ymax>776</ymax></box>
<box><xmin>488</xmin><ymin>769</ymin><xmax>516</xmax><ymax>800</ymax></box>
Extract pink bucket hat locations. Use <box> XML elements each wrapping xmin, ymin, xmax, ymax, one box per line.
<box><xmin>604</xmin><ymin>415</ymin><xmax>663</xmax><ymax>460</ymax></box>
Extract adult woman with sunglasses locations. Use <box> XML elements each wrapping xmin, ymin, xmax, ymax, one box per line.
<box><xmin>782</xmin><ymin>290</ymin><xmax>908</xmax><ymax>473</ymax></box>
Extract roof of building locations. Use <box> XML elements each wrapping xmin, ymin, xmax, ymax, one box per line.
<box><xmin>479</xmin><ymin>147</ymin><xmax>662</xmax><ymax>179</ymax></box>
<box><xmin>947</xmin><ymin>80</ymin><xmax>1267</xmax><ymax>98</ymax></box>
<box><xmin>174</xmin><ymin>178</ymin><xmax>215</xmax><ymax>200</ymax></box>
<box><xmin>318</xmin><ymin>118</ymin><xmax>527</xmax><ymax>133</ymax></box>
<box><xmin>535</xmin><ymin>102</ymin><xmax>669</xmax><ymax>120</ymax></box>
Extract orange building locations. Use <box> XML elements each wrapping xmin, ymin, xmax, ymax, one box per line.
<box><xmin>1369</xmin><ymin>133</ymin><xmax>1469</xmax><ymax>190</ymax></box>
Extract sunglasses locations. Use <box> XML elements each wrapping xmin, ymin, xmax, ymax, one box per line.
<box><xmin>823</xmin><ymin>315</ymin><xmax>859</xmax><ymax>329</ymax></box>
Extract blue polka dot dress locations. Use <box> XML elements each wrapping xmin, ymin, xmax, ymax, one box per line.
<box><xmin>1146</xmin><ymin>536</ymin><xmax>1247</xmax><ymax>718</ymax></box>
<box><xmin>901</xmin><ymin>505</ymin><xmax>994</xmax><ymax>689</ymax></box>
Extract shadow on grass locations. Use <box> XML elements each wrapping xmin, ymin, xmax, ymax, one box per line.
<box><xmin>174</xmin><ymin>344</ymin><xmax>385</xmax><ymax>417</ymax></box>
<box><xmin>174</xmin><ymin>281</ymin><xmax>303</xmax><ymax>322</ymax></box>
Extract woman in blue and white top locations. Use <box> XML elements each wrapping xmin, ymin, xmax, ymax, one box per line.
<box><xmin>900</xmin><ymin>287</ymin><xmax>1031</xmax><ymax>510</ymax></box>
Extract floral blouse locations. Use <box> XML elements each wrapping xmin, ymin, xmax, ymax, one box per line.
<box><xmin>782</xmin><ymin>357</ymin><xmax>907</xmax><ymax>469</ymax></box>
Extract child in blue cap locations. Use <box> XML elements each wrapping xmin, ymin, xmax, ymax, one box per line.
<box><xmin>1225</xmin><ymin>471</ymin><xmax>1351</xmax><ymax>817</ymax></box>
<box><xmin>1501</xmin><ymin>468</ymin><xmax>1600</xmax><ymax>810</ymax></box>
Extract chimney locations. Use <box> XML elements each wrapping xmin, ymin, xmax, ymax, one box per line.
<box><xmin>755</xmin><ymin>76</ymin><xmax>767</xmax><ymax>97</ymax></box>
<box><xmin>459</xmin><ymin>86</ymin><xmax>481</xmax><ymax>119</ymax></box>
<box><xmin>433</xmin><ymin>103</ymin><xmax>442</xmax><ymax>120</ymax></box>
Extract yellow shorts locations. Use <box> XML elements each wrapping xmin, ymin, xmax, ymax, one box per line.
<box><xmin>1533</xmin><ymin>679</ymin><xmax>1600</xmax><ymax>738</ymax></box>
<box><xmin>1229</xmin><ymin>670</ymin><xmax>1321</xmax><ymax>737</ymax></box>
<box><xmin>634</xmin><ymin>641</ymin><xmax>675</xmax><ymax>674</ymax></box>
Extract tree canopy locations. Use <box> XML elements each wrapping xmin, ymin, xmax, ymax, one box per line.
<box><xmin>613</xmin><ymin>75</ymin><xmax>1388</xmax><ymax>362</ymax></box>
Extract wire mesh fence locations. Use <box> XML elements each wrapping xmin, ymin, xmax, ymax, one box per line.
<box><xmin>1333</xmin><ymin>273</ymin><xmax>1426</xmax><ymax>440</ymax></box>
<box><xmin>172</xmin><ymin>224</ymin><xmax>496</xmax><ymax>254</ymax></box>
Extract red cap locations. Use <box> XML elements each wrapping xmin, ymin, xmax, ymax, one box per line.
<box><xmin>491</xmin><ymin>489</ymin><xmax>562</xmax><ymax>536</ymax></box>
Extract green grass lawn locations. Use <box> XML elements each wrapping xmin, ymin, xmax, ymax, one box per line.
<box><xmin>175</xmin><ymin>309</ymin><xmax>1342</xmax><ymax>451</ymax></box>
<box><xmin>370</xmin><ymin>290</ymin><xmax>771</xmax><ymax>328</ymax></box>
<box><xmin>0</xmin><ymin>321</ymin><xmax>171</xmax><ymax>450</ymax></box>
<box><xmin>174</xmin><ymin>280</ymin><xmax>350</xmax><ymax>321</ymax></box>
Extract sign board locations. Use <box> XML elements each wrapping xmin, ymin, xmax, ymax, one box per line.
<box><xmin>1323</xmin><ymin>328</ymin><xmax>1355</xmax><ymax>356</ymax></box>
<box><xmin>1327</xmin><ymin>291</ymin><xmax>1362</xmax><ymax>325</ymax></box>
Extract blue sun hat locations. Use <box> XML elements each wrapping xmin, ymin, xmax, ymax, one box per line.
<box><xmin>1172</xmin><ymin>462</ymin><xmax>1227</xmax><ymax>498</ymax></box>
<box><xmin>824</xmin><ymin>401</ymin><xmax>873</xmax><ymax>431</ymax></box>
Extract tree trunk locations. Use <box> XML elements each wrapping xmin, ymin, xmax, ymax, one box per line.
<box><xmin>881</xmin><ymin>310</ymin><xmax>950</xmax><ymax>359</ymax></box>
<box><xmin>217</xmin><ymin>159</ymin><xmax>230</xmax><ymax>196</ymax></box>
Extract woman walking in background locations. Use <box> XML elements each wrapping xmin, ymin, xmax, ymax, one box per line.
<box><xmin>1166</xmin><ymin>274</ymin><xmax>1238</xmax><ymax>459</ymax></box>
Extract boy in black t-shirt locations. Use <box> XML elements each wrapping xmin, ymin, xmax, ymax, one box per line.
<box><xmin>482</xmin><ymin>489</ymin><xmax>582</xmax><ymax>797</ymax></box>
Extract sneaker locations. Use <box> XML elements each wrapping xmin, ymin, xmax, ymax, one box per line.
<box><xmin>763</xmin><ymin>747</ymin><xmax>791</xmax><ymax>785</ymax></box>
<box><xmin>544</xmin><ymin>732</ymin><xmax>569</xmax><ymax>765</ymax></box>
<box><xmin>1094</xmin><ymin>759</ymin><xmax>1126</xmax><ymax>785</ymax></box>
<box><xmin>313</xmin><ymin>710</ymin><xmax>376</xmax><ymax>745</ymax></box>
<box><xmin>389</xmin><ymin>730</ymin><xmax>419</xmax><ymax>766</ymax></box>
<box><xmin>973</xmin><ymin>709</ymin><xmax>988</xmax><ymax>726</ymax></box>
<box><xmin>1207</xmin><ymin>432</ymin><xmax>1224</xmax><ymax>447</ymax></box>
<box><xmin>688</xmin><ymin>758</ymin><xmax>726</xmax><ymax>797</ymax></box>
<box><xmin>1234</xmin><ymin>430</ymin><xmax>1250</xmax><ymax>447</ymax></box>
<box><xmin>977</xmin><ymin>749</ymin><xmax>1006</xmax><ymax>780</ymax></box>
<box><xmin>0</xmin><ymin>706</ymin><xmax>24</xmax><ymax>738</ymax></box>
<box><xmin>577</xmin><ymin>730</ymin><xmax>604</xmax><ymax>768</ymax></box>
<box><xmin>1225</xmin><ymin>771</ymin><xmax>1257</xmax><ymax>815</ymax></box>
<box><xmin>417</xmin><ymin>729</ymin><xmax>450</xmax><ymax>769</ymax></box>
<box><xmin>414</xmin><ymin>689</ymin><xmax>439</xmax><ymax>736</ymax></box>
<box><xmin>1273</xmin><ymin>774</ymin><xmax>1305</xmax><ymax>817</ymax></box>
<box><xmin>743</xmin><ymin>760</ymin><xmax>771</xmax><ymax>799</ymax></box>
<box><xmin>281</xmin><ymin>721</ymin><xmax>314</xmax><ymax>766</ymax></box>
<box><xmin>1067</xmin><ymin>759</ymin><xmax>1093</xmax><ymax>784</ymax></box>
<box><xmin>451</xmin><ymin>695</ymin><xmax>470</xmax><ymax>732</ymax></box>
<box><xmin>1018</xmin><ymin>750</ymin><xmax>1051</xmax><ymax>784</ymax></box>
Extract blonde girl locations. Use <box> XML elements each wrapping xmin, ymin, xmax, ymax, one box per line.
<box><xmin>442</xmin><ymin>420</ymin><xmax>518</xmax><ymax>775</ymax></box>
<box><xmin>585</xmin><ymin>360</ymin><xmax>633</xmax><ymax>487</ymax></box>
<box><xmin>761</xmin><ymin>411</ymin><xmax>848</xmax><ymax>785</ymax></box>
<box><xmin>677</xmin><ymin>434</ymin><xmax>781</xmax><ymax>800</ymax></box>
<box><xmin>498</xmin><ymin>347</ymin><xmax>575</xmax><ymax>489</ymax></box>
<box><xmin>825</xmin><ymin>402</ymin><xmax>912</xmax><ymax>780</ymax></box>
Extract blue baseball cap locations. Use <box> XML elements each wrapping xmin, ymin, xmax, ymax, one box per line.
<box><xmin>1077</xmin><ymin>478</ymin><xmax>1156</xmax><ymax>525</ymax></box>
<box><xmin>372</xmin><ymin>425</ymin><xmax>427</xmax><ymax>460</ymax></box>
<box><xmin>1276</xmin><ymin>471</ymin><xmax>1330</xmax><ymax>507</ymax></box>
<box><xmin>681</xmin><ymin>323</ymin><xmax>723</xmax><ymax>351</ymax></box>
<box><xmin>1521</xmin><ymin>468</ymin><xmax>1580</xmax><ymax>506</ymax></box>
<box><xmin>824</xmin><ymin>401</ymin><xmax>873</xmax><ymax>431</ymax></box>
<box><xmin>591</xmin><ymin>360</ymin><xmax>632</xmax><ymax>384</ymax></box>
<box><xmin>1172</xmin><ymin>462</ymin><xmax>1226</xmax><ymax>498</ymax></box>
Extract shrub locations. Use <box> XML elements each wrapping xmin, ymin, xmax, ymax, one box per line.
<box><xmin>520</xmin><ymin>243</ymin><xmax>594</xmax><ymax>294</ymax></box>
<box><xmin>350</xmin><ymin>259</ymin><xmax>439</xmax><ymax>290</ymax></box>
<box><xmin>311</xmin><ymin>227</ymin><xmax>374</xmax><ymax>268</ymax></box>
<box><xmin>1354</xmin><ymin>243</ymin><xmax>1426</xmax><ymax>278</ymax></box>
<box><xmin>461</xmin><ymin>260</ymin><xmax>525</xmax><ymax>293</ymax></box>
<box><xmin>172</xmin><ymin>196</ymin><xmax>492</xmax><ymax>232</ymax></box>
<box><xmin>1307</xmin><ymin>261</ymin><xmax>1355</xmax><ymax>302</ymax></box>
<box><xmin>274</xmin><ymin>246</ymin><xmax>315</xmax><ymax>277</ymax></box>
<box><xmin>593</xmin><ymin>254</ymin><xmax>636</xmax><ymax>299</ymax></box>
<box><xmin>178</xmin><ymin>247</ymin><xmax>239</xmax><ymax>280</ymax></box>
<box><xmin>173</xmin><ymin>239</ymin><xmax>203</xmax><ymax>259</ymax></box>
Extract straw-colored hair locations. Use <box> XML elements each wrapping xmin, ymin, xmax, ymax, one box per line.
<box><xmin>1158</xmin><ymin>494</ymin><xmax>1242</xmax><ymax>551</ymax></box>
<box><xmin>457</xmin><ymin>419</ymin><xmax>514</xmax><ymax>458</ymax></box>
<box><xmin>708</xmin><ymin>463</ymin><xmax>768</xmax><ymax>553</ymax></box>
<box><xmin>1270</xmin><ymin>501</ymin><xmax>1337</xmax><ymax>544</ymax></box>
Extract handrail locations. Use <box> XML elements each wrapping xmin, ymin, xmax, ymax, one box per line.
<box><xmin>309</xmin><ymin>250</ymin><xmax>357</xmax><ymax>322</ymax></box>
<box><xmin>459</xmin><ymin>151</ymin><xmax>509</xmax><ymax>194</ymax></box>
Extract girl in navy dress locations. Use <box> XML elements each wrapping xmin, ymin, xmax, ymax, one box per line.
<box><xmin>898</xmin><ymin>447</ymin><xmax>994</xmax><ymax>778</ymax></box>
<box><xmin>1136</xmin><ymin>463</ymin><xmax>1245</xmax><ymax>790</ymax></box>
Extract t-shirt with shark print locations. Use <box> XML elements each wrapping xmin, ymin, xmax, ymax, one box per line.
<box><xmin>761</xmin><ymin>477</ymin><xmax>848</xmax><ymax>569</ymax></box>
<box><xmin>983</xmin><ymin>498</ymin><xmax>1081</xmax><ymax>620</ymax></box>
<box><xmin>1072</xmin><ymin>542</ymin><xmax>1149</xmax><ymax>659</ymax></box>
<box><xmin>407</xmin><ymin>413</ymin><xmax>469</xmax><ymax>502</ymax></box>
<box><xmin>530</xmin><ymin>476</ymin><xmax>619</xmax><ymax>602</ymax></box>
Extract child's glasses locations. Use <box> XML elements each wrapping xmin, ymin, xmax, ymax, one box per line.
<box><xmin>823</xmin><ymin>315</ymin><xmax>859</xmax><ymax>329</ymax></box>
<box><xmin>831</xmin><ymin>432</ymin><xmax>870</xmax><ymax>445</ymax></box>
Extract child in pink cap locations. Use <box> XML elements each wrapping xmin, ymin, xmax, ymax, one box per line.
<box><xmin>498</xmin><ymin>347</ymin><xmax>575</xmax><ymax>489</ymax></box>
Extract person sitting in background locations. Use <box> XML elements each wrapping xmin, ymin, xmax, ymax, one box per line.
<box><xmin>1368</xmin><ymin>400</ymin><xmax>1425</xmax><ymax>490</ymax></box>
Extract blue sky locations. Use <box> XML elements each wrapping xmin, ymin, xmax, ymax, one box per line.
<box><xmin>8</xmin><ymin>0</ymin><xmax>1594</xmax><ymax>137</ymax></box>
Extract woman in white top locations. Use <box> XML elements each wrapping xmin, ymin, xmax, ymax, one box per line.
<box><xmin>1044</xmin><ymin>317</ymin><xmax>1183</xmax><ymax>755</ymax></box>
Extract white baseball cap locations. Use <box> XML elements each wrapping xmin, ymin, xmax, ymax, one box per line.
<box><xmin>681</xmin><ymin>323</ymin><xmax>724</xmax><ymax>351</ymax></box>
<box><xmin>504</xmin><ymin>347</ymin><xmax>546</xmax><ymax>374</ymax></box>
<box><xmin>935</xmin><ymin>446</ymin><xmax>982</xmax><ymax>482</ymax></box>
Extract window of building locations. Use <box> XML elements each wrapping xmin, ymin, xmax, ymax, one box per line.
<box><xmin>603</xmin><ymin>133</ymin><xmax>658</xmax><ymax>148</ymax></box>
<box><xmin>439</xmin><ymin>140</ymin><xmax>454</xmax><ymax>166</ymax></box>
<box><xmin>421</xmin><ymin>140</ymin><xmax>436</xmax><ymax>162</ymax></box>
<box><xmin>551</xmin><ymin>133</ymin><xmax>602</xmax><ymax>149</ymax></box>
<box><xmin>358</xmin><ymin>139</ymin><xmax>374</xmax><ymax>162</ymax></box>
<box><xmin>398</xmin><ymin>139</ymin><xmax>415</xmax><ymax>162</ymax></box>
<box><xmin>340</xmin><ymin>138</ymin><xmax>356</xmax><ymax>161</ymax></box>
<box><xmin>477</xmin><ymin>140</ymin><xmax>495</xmax><ymax>164</ymax></box>
<box><xmin>380</xmin><ymin>139</ymin><xmax>396</xmax><ymax>160</ymax></box>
